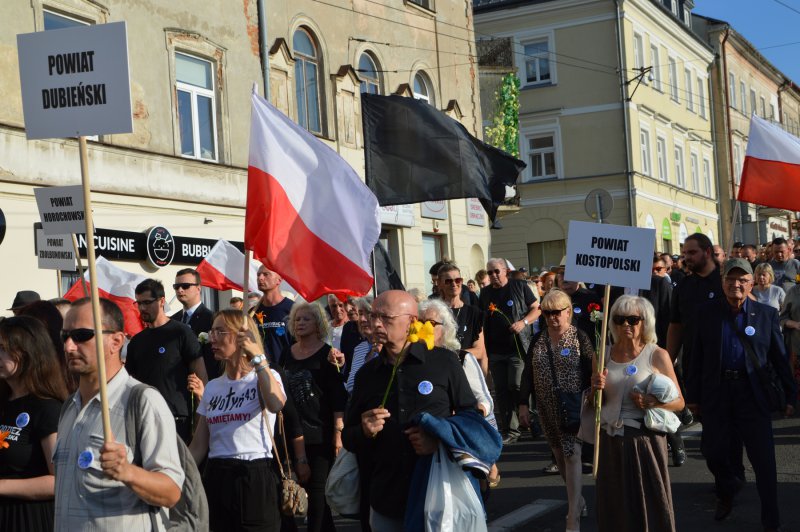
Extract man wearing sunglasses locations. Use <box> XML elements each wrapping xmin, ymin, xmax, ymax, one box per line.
<box><xmin>125</xmin><ymin>279</ymin><xmax>208</xmax><ymax>443</ymax></box>
<box><xmin>478</xmin><ymin>258</ymin><xmax>539</xmax><ymax>445</ymax></box>
<box><xmin>171</xmin><ymin>268</ymin><xmax>217</xmax><ymax>379</ymax></box>
<box><xmin>687</xmin><ymin>259</ymin><xmax>796</xmax><ymax>528</ymax></box>
<box><xmin>55</xmin><ymin>297</ymin><xmax>184</xmax><ymax>530</ymax></box>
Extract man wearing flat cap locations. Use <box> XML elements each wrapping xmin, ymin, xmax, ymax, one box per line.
<box><xmin>687</xmin><ymin>258</ymin><xmax>796</xmax><ymax>529</ymax></box>
<box><xmin>8</xmin><ymin>290</ymin><xmax>41</xmax><ymax>315</ymax></box>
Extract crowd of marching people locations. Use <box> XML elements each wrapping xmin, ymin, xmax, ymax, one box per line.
<box><xmin>0</xmin><ymin>233</ymin><xmax>798</xmax><ymax>531</ymax></box>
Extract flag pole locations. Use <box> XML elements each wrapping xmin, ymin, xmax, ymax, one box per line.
<box><xmin>78</xmin><ymin>135</ymin><xmax>113</xmax><ymax>443</ymax></box>
<box><xmin>72</xmin><ymin>234</ymin><xmax>89</xmax><ymax>296</ymax></box>
<box><xmin>243</xmin><ymin>250</ymin><xmax>252</xmax><ymax>319</ymax></box>
<box><xmin>371</xmin><ymin>250</ymin><xmax>378</xmax><ymax>298</ymax></box>
<box><xmin>592</xmin><ymin>283</ymin><xmax>611</xmax><ymax>478</ymax></box>
<box><xmin>56</xmin><ymin>269</ymin><xmax>62</xmax><ymax>297</ymax></box>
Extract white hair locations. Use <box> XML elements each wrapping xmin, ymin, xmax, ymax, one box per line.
<box><xmin>418</xmin><ymin>299</ymin><xmax>461</xmax><ymax>352</ymax></box>
<box><xmin>608</xmin><ymin>295</ymin><xmax>657</xmax><ymax>345</ymax></box>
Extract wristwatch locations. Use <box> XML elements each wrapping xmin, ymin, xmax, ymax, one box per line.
<box><xmin>523</xmin><ymin>319</ymin><xmax>529</xmax><ymax>326</ymax></box>
<box><xmin>250</xmin><ymin>354</ymin><xmax>265</xmax><ymax>367</ymax></box>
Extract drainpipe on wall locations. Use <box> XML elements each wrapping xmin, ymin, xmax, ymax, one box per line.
<box><xmin>720</xmin><ymin>27</ymin><xmax>739</xmax><ymax>244</ymax></box>
<box><xmin>614</xmin><ymin>0</ymin><xmax>635</xmax><ymax>226</ymax></box>
<box><xmin>256</xmin><ymin>0</ymin><xmax>271</xmax><ymax>101</ymax></box>
<box><xmin>707</xmin><ymin>60</ymin><xmax>725</xmax><ymax>248</ymax></box>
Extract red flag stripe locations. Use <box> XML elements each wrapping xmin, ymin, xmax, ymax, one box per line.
<box><xmin>246</xmin><ymin>165</ymin><xmax>374</xmax><ymax>299</ymax></box>
<box><xmin>196</xmin><ymin>260</ymin><xmax>243</xmax><ymax>292</ymax></box>
<box><xmin>738</xmin><ymin>156</ymin><xmax>800</xmax><ymax>212</ymax></box>
<box><xmin>63</xmin><ymin>282</ymin><xmax>144</xmax><ymax>337</ymax></box>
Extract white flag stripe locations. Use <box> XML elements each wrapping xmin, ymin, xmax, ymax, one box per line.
<box><xmin>746</xmin><ymin>114</ymin><xmax>800</xmax><ymax>165</ymax></box>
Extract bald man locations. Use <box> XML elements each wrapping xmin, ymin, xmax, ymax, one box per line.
<box><xmin>342</xmin><ymin>290</ymin><xmax>476</xmax><ymax>531</ymax></box>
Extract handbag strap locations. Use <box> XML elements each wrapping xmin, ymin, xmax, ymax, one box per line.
<box><xmin>257</xmin><ymin>382</ymin><xmax>288</xmax><ymax>481</ymax></box>
<box><xmin>544</xmin><ymin>333</ymin><xmax>563</xmax><ymax>393</ymax></box>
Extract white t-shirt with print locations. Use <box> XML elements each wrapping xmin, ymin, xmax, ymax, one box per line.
<box><xmin>197</xmin><ymin>369</ymin><xmax>284</xmax><ymax>460</ymax></box>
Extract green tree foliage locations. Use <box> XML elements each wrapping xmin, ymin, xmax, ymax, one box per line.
<box><xmin>484</xmin><ymin>73</ymin><xmax>520</xmax><ymax>157</ymax></box>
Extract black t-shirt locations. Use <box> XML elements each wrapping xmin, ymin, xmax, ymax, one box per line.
<box><xmin>450</xmin><ymin>304</ymin><xmax>483</xmax><ymax>351</ymax></box>
<box><xmin>125</xmin><ymin>320</ymin><xmax>202</xmax><ymax>417</ymax></box>
<box><xmin>342</xmin><ymin>343</ymin><xmax>476</xmax><ymax>520</ymax></box>
<box><xmin>569</xmin><ymin>288</ymin><xmax>603</xmax><ymax>347</ymax></box>
<box><xmin>480</xmin><ymin>283</ymin><xmax>535</xmax><ymax>354</ymax></box>
<box><xmin>0</xmin><ymin>395</ymin><xmax>61</xmax><ymax>483</ymax></box>
<box><xmin>280</xmin><ymin>344</ymin><xmax>347</xmax><ymax>446</ymax></box>
<box><xmin>253</xmin><ymin>298</ymin><xmax>294</xmax><ymax>365</ymax></box>
<box><xmin>670</xmin><ymin>267</ymin><xmax>723</xmax><ymax>367</ymax></box>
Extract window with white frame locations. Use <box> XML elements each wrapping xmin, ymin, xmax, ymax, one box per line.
<box><xmin>413</xmin><ymin>71</ymin><xmax>435</xmax><ymax>105</ymax></box>
<box><xmin>683</xmin><ymin>7</ymin><xmax>691</xmax><ymax>25</ymax></box>
<box><xmin>669</xmin><ymin>58</ymin><xmax>679</xmax><ymax>102</ymax></box>
<box><xmin>640</xmin><ymin>127</ymin><xmax>652</xmax><ymax>176</ymax></box>
<box><xmin>698</xmin><ymin>78</ymin><xmax>707</xmax><ymax>118</ymax></box>
<box><xmin>690</xmin><ymin>152</ymin><xmax>699</xmax><ymax>193</ymax></box>
<box><xmin>656</xmin><ymin>136</ymin><xmax>668</xmax><ymax>182</ymax></box>
<box><xmin>703</xmin><ymin>157</ymin><xmax>713</xmax><ymax>198</ymax></box>
<box><xmin>175</xmin><ymin>52</ymin><xmax>217</xmax><ymax>161</ymax></box>
<box><xmin>750</xmin><ymin>89</ymin><xmax>757</xmax><ymax>117</ymax></box>
<box><xmin>770</xmin><ymin>104</ymin><xmax>776</xmax><ymax>120</ymax></box>
<box><xmin>674</xmin><ymin>144</ymin><xmax>685</xmax><ymax>188</ymax></box>
<box><xmin>650</xmin><ymin>45</ymin><xmax>662</xmax><ymax>91</ymax></box>
<box><xmin>526</xmin><ymin>133</ymin><xmax>557</xmax><ymax>180</ymax></box>
<box><xmin>733</xmin><ymin>143</ymin><xmax>742</xmax><ymax>184</ymax></box>
<box><xmin>523</xmin><ymin>39</ymin><xmax>551</xmax><ymax>86</ymax></box>
<box><xmin>43</xmin><ymin>10</ymin><xmax>88</xmax><ymax>29</ymax></box>
<box><xmin>633</xmin><ymin>34</ymin><xmax>644</xmax><ymax>72</ymax></box>
<box><xmin>729</xmin><ymin>72</ymin><xmax>736</xmax><ymax>109</ymax></box>
<box><xmin>359</xmin><ymin>53</ymin><xmax>381</xmax><ymax>95</ymax></box>
<box><xmin>685</xmin><ymin>68</ymin><xmax>693</xmax><ymax>111</ymax></box>
<box><xmin>760</xmin><ymin>96</ymin><xmax>766</xmax><ymax>118</ymax></box>
<box><xmin>740</xmin><ymin>81</ymin><xmax>747</xmax><ymax>115</ymax></box>
<box><xmin>294</xmin><ymin>28</ymin><xmax>322</xmax><ymax>135</ymax></box>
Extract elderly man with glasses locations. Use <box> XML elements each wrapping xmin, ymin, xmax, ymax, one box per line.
<box><xmin>125</xmin><ymin>278</ymin><xmax>208</xmax><ymax>443</ymax></box>
<box><xmin>478</xmin><ymin>257</ymin><xmax>539</xmax><ymax>445</ymax></box>
<box><xmin>56</xmin><ymin>297</ymin><xmax>184</xmax><ymax>531</ymax></box>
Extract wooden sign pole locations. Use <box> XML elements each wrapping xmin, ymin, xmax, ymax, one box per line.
<box><xmin>71</xmin><ymin>234</ymin><xmax>89</xmax><ymax>296</ymax></box>
<box><xmin>78</xmin><ymin>136</ymin><xmax>112</xmax><ymax>442</ymax></box>
<box><xmin>592</xmin><ymin>283</ymin><xmax>612</xmax><ymax>478</ymax></box>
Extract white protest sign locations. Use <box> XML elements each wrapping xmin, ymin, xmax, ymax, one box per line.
<box><xmin>17</xmin><ymin>21</ymin><xmax>132</xmax><ymax>140</ymax></box>
<box><xmin>564</xmin><ymin>221</ymin><xmax>656</xmax><ymax>291</ymax></box>
<box><xmin>35</xmin><ymin>228</ymin><xmax>75</xmax><ymax>270</ymax></box>
<box><xmin>34</xmin><ymin>185</ymin><xmax>86</xmax><ymax>235</ymax></box>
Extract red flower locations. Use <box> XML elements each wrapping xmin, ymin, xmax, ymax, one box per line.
<box><xmin>587</xmin><ymin>303</ymin><xmax>601</xmax><ymax>313</ymax></box>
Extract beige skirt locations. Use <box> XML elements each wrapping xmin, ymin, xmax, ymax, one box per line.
<box><xmin>595</xmin><ymin>426</ymin><xmax>676</xmax><ymax>532</ymax></box>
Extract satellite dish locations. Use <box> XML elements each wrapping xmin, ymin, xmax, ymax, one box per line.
<box><xmin>584</xmin><ymin>188</ymin><xmax>613</xmax><ymax>223</ymax></box>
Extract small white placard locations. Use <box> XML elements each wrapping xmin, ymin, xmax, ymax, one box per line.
<box><xmin>35</xmin><ymin>229</ymin><xmax>75</xmax><ymax>270</ymax></box>
<box><xmin>17</xmin><ymin>21</ymin><xmax>132</xmax><ymax>139</ymax></box>
<box><xmin>421</xmin><ymin>201</ymin><xmax>447</xmax><ymax>220</ymax></box>
<box><xmin>564</xmin><ymin>221</ymin><xmax>656</xmax><ymax>291</ymax></box>
<box><xmin>466</xmin><ymin>198</ymin><xmax>485</xmax><ymax>226</ymax></box>
<box><xmin>379</xmin><ymin>205</ymin><xmax>415</xmax><ymax>227</ymax></box>
<box><xmin>34</xmin><ymin>185</ymin><xmax>86</xmax><ymax>235</ymax></box>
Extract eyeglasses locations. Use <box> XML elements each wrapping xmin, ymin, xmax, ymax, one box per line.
<box><xmin>543</xmin><ymin>307</ymin><xmax>569</xmax><ymax>317</ymax></box>
<box><xmin>488</xmin><ymin>269</ymin><xmax>503</xmax><ymax>276</ymax></box>
<box><xmin>135</xmin><ymin>298</ymin><xmax>159</xmax><ymax>307</ymax></box>
<box><xmin>426</xmin><ymin>320</ymin><xmax>443</xmax><ymax>327</ymax></box>
<box><xmin>612</xmin><ymin>315</ymin><xmax>643</xmax><ymax>326</ymax></box>
<box><xmin>723</xmin><ymin>277</ymin><xmax>752</xmax><ymax>286</ymax></box>
<box><xmin>442</xmin><ymin>278</ymin><xmax>463</xmax><ymax>285</ymax></box>
<box><xmin>209</xmin><ymin>328</ymin><xmax>234</xmax><ymax>339</ymax></box>
<box><xmin>652</xmin><ymin>267</ymin><xmax>666</xmax><ymax>272</ymax></box>
<box><xmin>173</xmin><ymin>283</ymin><xmax>199</xmax><ymax>291</ymax></box>
<box><xmin>61</xmin><ymin>328</ymin><xmax>117</xmax><ymax>344</ymax></box>
<box><xmin>368</xmin><ymin>312</ymin><xmax>413</xmax><ymax>323</ymax></box>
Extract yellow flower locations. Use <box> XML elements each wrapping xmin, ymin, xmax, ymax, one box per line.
<box><xmin>406</xmin><ymin>320</ymin><xmax>435</xmax><ymax>350</ymax></box>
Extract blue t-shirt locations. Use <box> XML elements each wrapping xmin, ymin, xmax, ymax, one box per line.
<box><xmin>253</xmin><ymin>298</ymin><xmax>294</xmax><ymax>364</ymax></box>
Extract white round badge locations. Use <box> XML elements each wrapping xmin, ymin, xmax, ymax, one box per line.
<box><xmin>708</xmin><ymin>292</ymin><xmax>714</xmax><ymax>299</ymax></box>
<box><xmin>418</xmin><ymin>381</ymin><xmax>433</xmax><ymax>395</ymax></box>
<box><xmin>573</xmin><ymin>307</ymin><xmax>582</xmax><ymax>314</ymax></box>
<box><xmin>506</xmin><ymin>300</ymin><xmax>514</xmax><ymax>307</ymax></box>
<box><xmin>745</xmin><ymin>326</ymin><xmax>755</xmax><ymax>336</ymax></box>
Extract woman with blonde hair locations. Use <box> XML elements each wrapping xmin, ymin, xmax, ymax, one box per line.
<box><xmin>752</xmin><ymin>263</ymin><xmax>785</xmax><ymax>310</ymax></box>
<box><xmin>281</xmin><ymin>302</ymin><xmax>348</xmax><ymax>532</ymax></box>
<box><xmin>188</xmin><ymin>309</ymin><xmax>286</xmax><ymax>531</ymax></box>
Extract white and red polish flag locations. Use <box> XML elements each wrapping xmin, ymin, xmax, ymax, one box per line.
<box><xmin>245</xmin><ymin>92</ymin><xmax>380</xmax><ymax>301</ymax></box>
<box><xmin>63</xmin><ymin>256</ymin><xmax>146</xmax><ymax>336</ymax></box>
<box><xmin>738</xmin><ymin>114</ymin><xmax>800</xmax><ymax>211</ymax></box>
<box><xmin>196</xmin><ymin>239</ymin><xmax>260</xmax><ymax>293</ymax></box>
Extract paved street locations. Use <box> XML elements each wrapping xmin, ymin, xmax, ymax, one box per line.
<box><xmin>330</xmin><ymin>416</ymin><xmax>800</xmax><ymax>531</ymax></box>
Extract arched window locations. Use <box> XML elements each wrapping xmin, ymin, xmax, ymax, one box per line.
<box><xmin>358</xmin><ymin>53</ymin><xmax>381</xmax><ymax>95</ymax></box>
<box><xmin>413</xmin><ymin>71</ymin><xmax>434</xmax><ymax>105</ymax></box>
<box><xmin>293</xmin><ymin>28</ymin><xmax>322</xmax><ymax>134</ymax></box>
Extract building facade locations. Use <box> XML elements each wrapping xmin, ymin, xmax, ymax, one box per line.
<box><xmin>0</xmin><ymin>0</ymin><xmax>488</xmax><ymax>313</ymax></box>
<box><xmin>693</xmin><ymin>15</ymin><xmax>799</xmax><ymax>248</ymax></box>
<box><xmin>475</xmin><ymin>0</ymin><xmax>718</xmax><ymax>270</ymax></box>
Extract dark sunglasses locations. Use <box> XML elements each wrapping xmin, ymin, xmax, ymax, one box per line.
<box><xmin>543</xmin><ymin>307</ymin><xmax>569</xmax><ymax>317</ymax></box>
<box><xmin>173</xmin><ymin>283</ymin><xmax>199</xmax><ymax>290</ymax></box>
<box><xmin>488</xmin><ymin>269</ymin><xmax>503</xmax><ymax>276</ymax></box>
<box><xmin>612</xmin><ymin>315</ymin><xmax>643</xmax><ymax>326</ymax></box>
<box><xmin>60</xmin><ymin>328</ymin><xmax>117</xmax><ymax>344</ymax></box>
<box><xmin>136</xmin><ymin>298</ymin><xmax>159</xmax><ymax>306</ymax></box>
<box><xmin>652</xmin><ymin>267</ymin><xmax>665</xmax><ymax>272</ymax></box>
<box><xmin>442</xmin><ymin>278</ymin><xmax>463</xmax><ymax>285</ymax></box>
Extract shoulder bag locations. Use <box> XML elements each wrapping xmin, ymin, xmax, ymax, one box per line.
<box><xmin>545</xmin><ymin>338</ymin><xmax>582</xmax><ymax>434</ymax></box>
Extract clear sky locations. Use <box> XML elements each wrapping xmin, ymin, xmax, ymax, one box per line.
<box><xmin>694</xmin><ymin>0</ymin><xmax>800</xmax><ymax>83</ymax></box>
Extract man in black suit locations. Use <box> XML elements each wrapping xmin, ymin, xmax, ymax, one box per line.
<box><xmin>171</xmin><ymin>268</ymin><xmax>218</xmax><ymax>379</ymax></box>
<box><xmin>688</xmin><ymin>258</ymin><xmax>796</xmax><ymax>529</ymax></box>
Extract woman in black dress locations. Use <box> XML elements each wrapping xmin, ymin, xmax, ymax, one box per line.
<box><xmin>0</xmin><ymin>316</ymin><xmax>68</xmax><ymax>531</ymax></box>
<box><xmin>281</xmin><ymin>302</ymin><xmax>348</xmax><ymax>532</ymax></box>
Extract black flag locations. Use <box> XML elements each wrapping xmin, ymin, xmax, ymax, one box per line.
<box><xmin>362</xmin><ymin>93</ymin><xmax>526</xmax><ymax>221</ymax></box>
<box><xmin>372</xmin><ymin>242</ymin><xmax>404</xmax><ymax>294</ymax></box>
